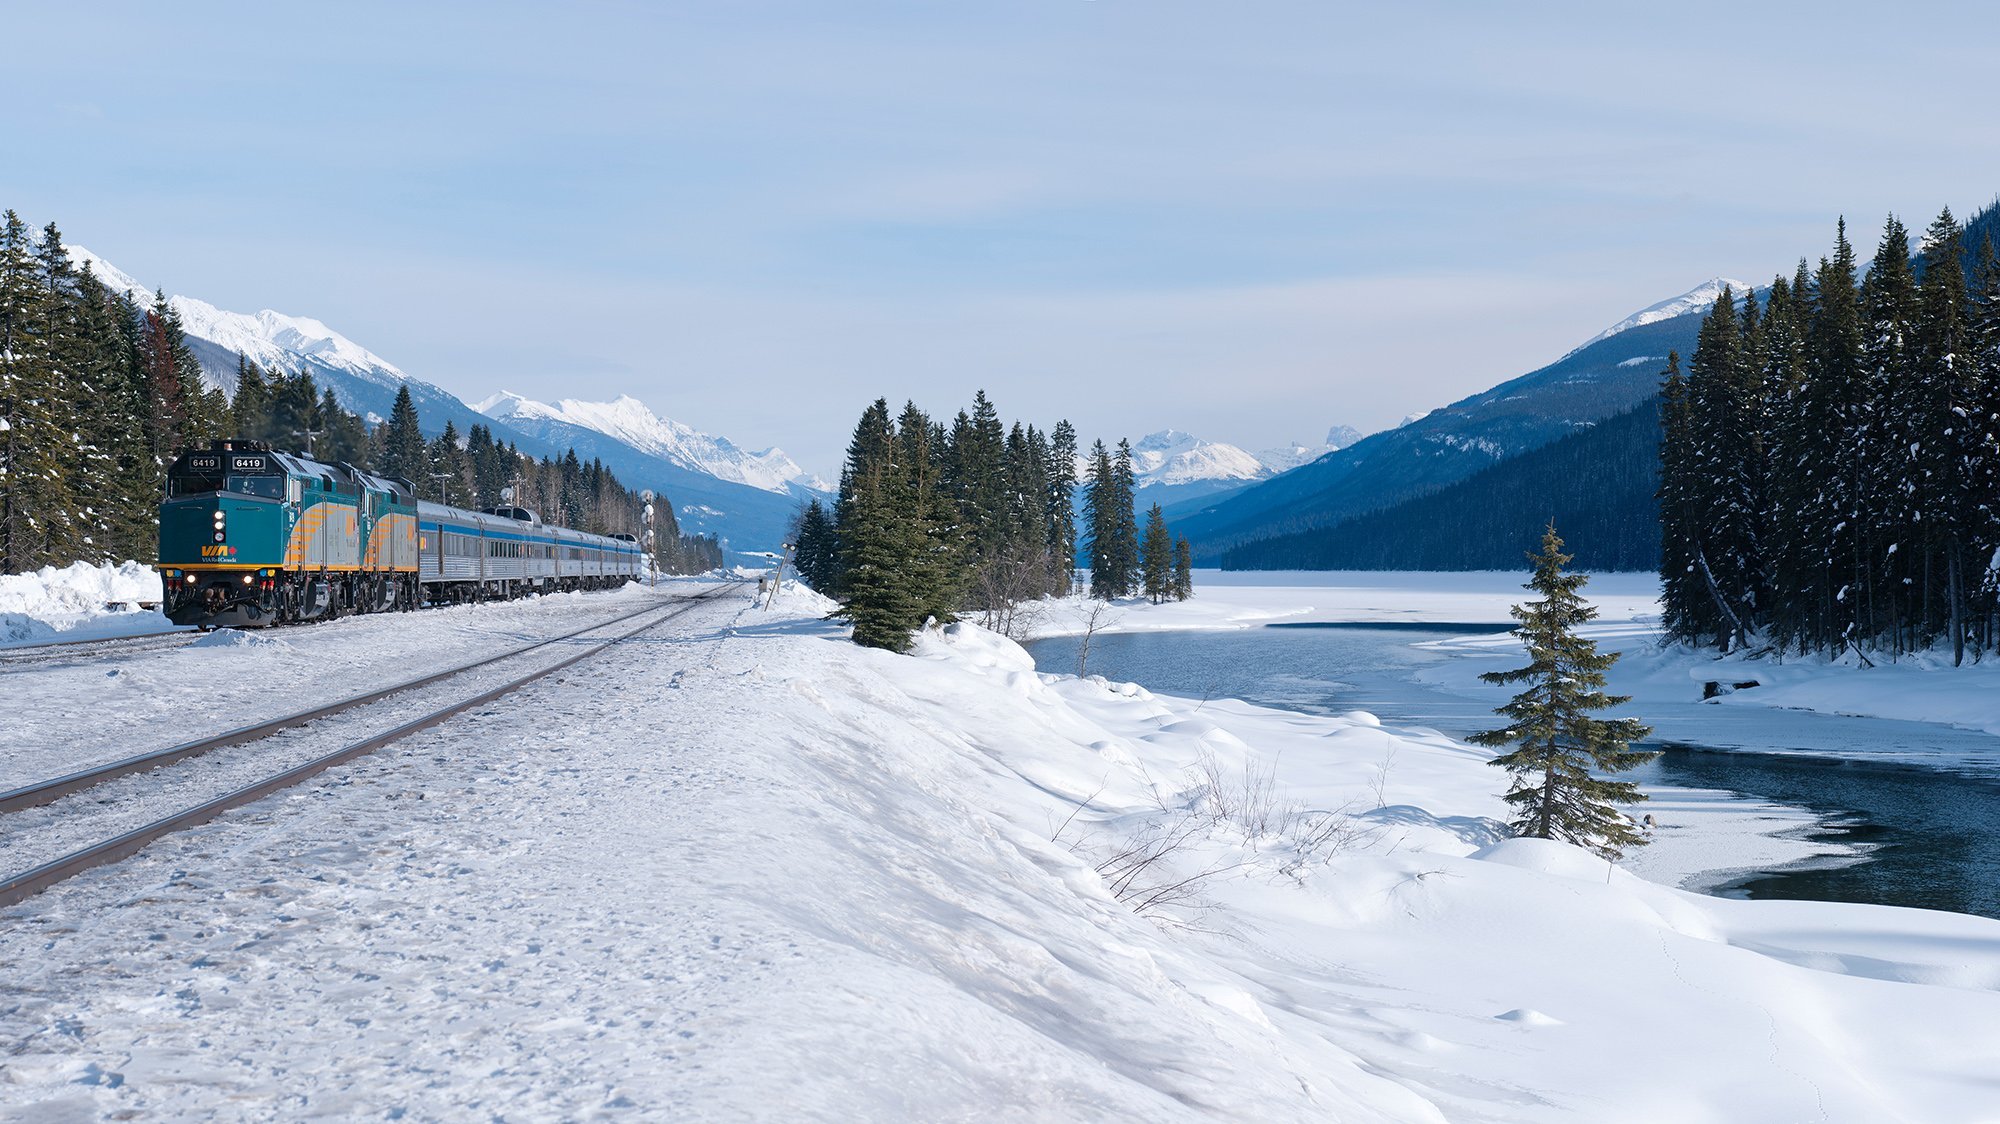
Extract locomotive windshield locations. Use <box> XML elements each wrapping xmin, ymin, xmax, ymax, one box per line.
<box><xmin>168</xmin><ymin>473</ymin><xmax>284</xmax><ymax>499</ymax></box>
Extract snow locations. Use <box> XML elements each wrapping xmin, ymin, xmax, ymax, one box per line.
<box><xmin>1030</xmin><ymin>569</ymin><xmax>1664</xmax><ymax>637</ymax></box>
<box><xmin>0</xmin><ymin>561</ymin><xmax>175</xmax><ymax>647</ymax></box>
<box><xmin>3</xmin><ymin>576</ymin><xmax>1997</xmax><ymax>1119</ymax></box>
<box><xmin>474</xmin><ymin>390</ymin><xmax>828</xmax><ymax>494</ymax></box>
<box><xmin>1574</xmin><ymin>278</ymin><xmax>1755</xmax><ymax>352</ymax></box>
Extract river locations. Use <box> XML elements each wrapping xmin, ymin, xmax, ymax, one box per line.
<box><xmin>1025</xmin><ymin>623</ymin><xmax>2000</xmax><ymax>919</ymax></box>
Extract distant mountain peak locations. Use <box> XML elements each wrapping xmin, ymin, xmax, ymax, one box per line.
<box><xmin>1256</xmin><ymin>424</ymin><xmax>1366</xmax><ymax>474</ymax></box>
<box><xmin>476</xmin><ymin>390</ymin><xmax>828</xmax><ymax>494</ymax></box>
<box><xmin>1576</xmin><ymin>278</ymin><xmax>1754</xmax><ymax>352</ymax></box>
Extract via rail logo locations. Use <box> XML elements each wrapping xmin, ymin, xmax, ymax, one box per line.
<box><xmin>200</xmin><ymin>544</ymin><xmax>238</xmax><ymax>558</ymax></box>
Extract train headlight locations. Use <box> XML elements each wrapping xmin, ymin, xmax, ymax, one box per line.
<box><xmin>243</xmin><ymin>574</ymin><xmax>254</xmax><ymax>584</ymax></box>
<box><xmin>212</xmin><ymin>512</ymin><xmax>225</xmax><ymax>526</ymax></box>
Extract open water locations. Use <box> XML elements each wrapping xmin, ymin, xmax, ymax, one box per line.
<box><xmin>1025</xmin><ymin>624</ymin><xmax>2000</xmax><ymax>919</ymax></box>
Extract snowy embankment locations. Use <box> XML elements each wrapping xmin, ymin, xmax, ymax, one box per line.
<box><xmin>4</xmin><ymin>586</ymin><xmax>1997</xmax><ymax>1120</ymax></box>
<box><xmin>0</xmin><ymin>561</ymin><xmax>173</xmax><ymax>647</ymax></box>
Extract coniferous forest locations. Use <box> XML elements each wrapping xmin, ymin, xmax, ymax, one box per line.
<box><xmin>0</xmin><ymin>209</ymin><xmax>719</xmax><ymax>576</ymax></box>
<box><xmin>803</xmin><ymin>392</ymin><xmax>1192</xmax><ymax>651</ymax></box>
<box><xmin>1660</xmin><ymin>211</ymin><xmax>2000</xmax><ymax>664</ymax></box>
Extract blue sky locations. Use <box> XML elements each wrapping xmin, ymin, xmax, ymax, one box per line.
<box><xmin>5</xmin><ymin>1</ymin><xmax>1999</xmax><ymax>473</ymax></box>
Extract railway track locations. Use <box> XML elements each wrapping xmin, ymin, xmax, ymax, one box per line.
<box><xmin>0</xmin><ymin>629</ymin><xmax>195</xmax><ymax>667</ymax></box>
<box><xmin>0</xmin><ymin>582</ymin><xmax>742</xmax><ymax>908</ymax></box>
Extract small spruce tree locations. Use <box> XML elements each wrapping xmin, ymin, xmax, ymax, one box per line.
<box><xmin>1172</xmin><ymin>537</ymin><xmax>1194</xmax><ymax>601</ymax></box>
<box><xmin>1140</xmin><ymin>503</ymin><xmax>1172</xmax><ymax>603</ymax></box>
<box><xmin>1469</xmin><ymin>524</ymin><xmax>1657</xmax><ymax>858</ymax></box>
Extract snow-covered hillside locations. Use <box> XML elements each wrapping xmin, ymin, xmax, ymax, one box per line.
<box><xmin>68</xmin><ymin>247</ymin><xmax>413</xmax><ymax>396</ymax></box>
<box><xmin>475</xmin><ymin>391</ymin><xmax>826</xmax><ymax>495</ymax></box>
<box><xmin>1573</xmin><ymin>277</ymin><xmax>1754</xmax><ymax>352</ymax></box>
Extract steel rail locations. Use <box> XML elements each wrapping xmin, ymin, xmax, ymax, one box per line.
<box><xmin>0</xmin><ymin>585</ymin><xmax>736</xmax><ymax>908</ymax></box>
<box><xmin>0</xmin><ymin>589</ymin><xmax>715</xmax><ymax>815</ymax></box>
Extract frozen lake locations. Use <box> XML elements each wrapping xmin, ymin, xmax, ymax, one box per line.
<box><xmin>1027</xmin><ymin>622</ymin><xmax>2000</xmax><ymax>918</ymax></box>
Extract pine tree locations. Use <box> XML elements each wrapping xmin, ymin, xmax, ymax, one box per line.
<box><xmin>0</xmin><ymin>210</ymin><xmax>72</xmax><ymax>572</ymax></box>
<box><xmin>230</xmin><ymin>355</ymin><xmax>270</xmax><ymax>440</ymax></box>
<box><xmin>1110</xmin><ymin>439</ymin><xmax>1139</xmax><ymax>594</ymax></box>
<box><xmin>428</xmin><ymin>419</ymin><xmax>471</xmax><ymax>505</ymax></box>
<box><xmin>1046</xmin><ymin>419</ymin><xmax>1079</xmax><ymax>593</ymax></box>
<box><xmin>1468</xmin><ymin>525</ymin><xmax>1656</xmax><ymax>858</ymax></box>
<box><xmin>833</xmin><ymin>399</ymin><xmax>930</xmax><ymax>650</ymax></box>
<box><xmin>72</xmin><ymin>264</ymin><xmax>156</xmax><ymax>562</ymax></box>
<box><xmin>1803</xmin><ymin>221</ymin><xmax>1868</xmax><ymax>654</ymax></box>
<box><xmin>1171</xmin><ymin>536</ymin><xmax>1193</xmax><ymax>601</ymax></box>
<box><xmin>1656</xmin><ymin>351</ymin><xmax>1704</xmax><ymax>643</ymax></box>
<box><xmin>379</xmin><ymin>384</ymin><xmax>426</xmax><ymax>480</ymax></box>
<box><xmin>1140</xmin><ymin>503</ymin><xmax>1172</xmax><ymax>603</ymax></box>
<box><xmin>1913</xmin><ymin>210</ymin><xmax>1976</xmax><ymax>661</ymax></box>
<box><xmin>1682</xmin><ymin>287</ymin><xmax>1761</xmax><ymax>649</ymax></box>
<box><xmin>792</xmin><ymin>498</ymin><xmax>836</xmax><ymax>592</ymax></box>
<box><xmin>1861</xmin><ymin>215</ymin><xmax>1920</xmax><ymax>651</ymax></box>
<box><xmin>1083</xmin><ymin>440</ymin><xmax>1120</xmax><ymax>598</ymax></box>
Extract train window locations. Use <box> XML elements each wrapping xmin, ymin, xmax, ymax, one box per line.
<box><xmin>225</xmin><ymin>476</ymin><xmax>283</xmax><ymax>499</ymax></box>
<box><xmin>168</xmin><ymin>473</ymin><xmax>223</xmax><ymax>497</ymax></box>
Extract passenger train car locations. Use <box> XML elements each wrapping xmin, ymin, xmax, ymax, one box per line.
<box><xmin>159</xmin><ymin>440</ymin><xmax>644</xmax><ymax>627</ymax></box>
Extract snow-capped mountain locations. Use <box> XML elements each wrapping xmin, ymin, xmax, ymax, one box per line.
<box><xmin>68</xmin><ymin>246</ymin><xmax>413</xmax><ymax>397</ymax></box>
<box><xmin>475</xmin><ymin>392</ymin><xmax>827</xmax><ymax>495</ymax></box>
<box><xmin>1256</xmin><ymin>425</ymin><xmax>1366</xmax><ymax>473</ymax></box>
<box><xmin>1122</xmin><ymin>430</ymin><xmax>1268</xmax><ymax>487</ymax></box>
<box><xmin>1573</xmin><ymin>278</ymin><xmax>1753</xmax><ymax>353</ymax></box>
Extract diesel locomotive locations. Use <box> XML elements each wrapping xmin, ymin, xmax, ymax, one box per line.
<box><xmin>159</xmin><ymin>439</ymin><xmax>645</xmax><ymax>627</ymax></box>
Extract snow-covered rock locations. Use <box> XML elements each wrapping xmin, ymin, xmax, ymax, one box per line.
<box><xmin>474</xmin><ymin>391</ymin><xmax>827</xmax><ymax>495</ymax></box>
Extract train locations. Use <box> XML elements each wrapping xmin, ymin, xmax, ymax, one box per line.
<box><xmin>158</xmin><ymin>439</ymin><xmax>646</xmax><ymax>627</ymax></box>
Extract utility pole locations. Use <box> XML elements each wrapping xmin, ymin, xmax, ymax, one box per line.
<box><xmin>431</xmin><ymin>473</ymin><xmax>451</xmax><ymax>503</ymax></box>
<box><xmin>294</xmin><ymin>426</ymin><xmax>323</xmax><ymax>458</ymax></box>
<box><xmin>641</xmin><ymin>490</ymin><xmax>657</xmax><ymax>590</ymax></box>
<box><xmin>763</xmin><ymin>542</ymin><xmax>794</xmax><ymax>610</ymax></box>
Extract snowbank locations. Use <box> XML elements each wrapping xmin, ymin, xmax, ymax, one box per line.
<box><xmin>0</xmin><ymin>561</ymin><xmax>172</xmax><ymax>647</ymax></box>
<box><xmin>3</xmin><ymin>594</ymin><xmax>1997</xmax><ymax>1120</ymax></box>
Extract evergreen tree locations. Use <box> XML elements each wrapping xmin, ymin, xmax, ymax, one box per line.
<box><xmin>1655</xmin><ymin>351</ymin><xmax>1703</xmax><ymax>643</ymax></box>
<box><xmin>1468</xmin><ymin>525</ymin><xmax>1656</xmax><ymax>859</ymax></box>
<box><xmin>1913</xmin><ymin>210</ymin><xmax>1977</xmax><ymax>661</ymax></box>
<box><xmin>72</xmin><ymin>264</ymin><xmax>156</xmax><ymax>562</ymax></box>
<box><xmin>1683</xmin><ymin>287</ymin><xmax>1761</xmax><ymax>649</ymax></box>
<box><xmin>792</xmin><ymin>498</ymin><xmax>836</xmax><ymax>592</ymax></box>
<box><xmin>1109</xmin><ymin>438</ymin><xmax>1139</xmax><ymax>594</ymax></box>
<box><xmin>428</xmin><ymin>419</ymin><xmax>472</xmax><ymax>505</ymax></box>
<box><xmin>1172</xmin><ymin>536</ymin><xmax>1193</xmax><ymax>601</ymax></box>
<box><xmin>1140</xmin><ymin>503</ymin><xmax>1172</xmax><ymax>603</ymax></box>
<box><xmin>1803</xmin><ymin>220</ymin><xmax>1868</xmax><ymax>654</ymax></box>
<box><xmin>0</xmin><ymin>209</ymin><xmax>70</xmax><ymax>571</ymax></box>
<box><xmin>832</xmin><ymin>399</ymin><xmax>930</xmax><ymax>650</ymax></box>
<box><xmin>1046</xmin><ymin>419</ymin><xmax>1079</xmax><ymax>592</ymax></box>
<box><xmin>229</xmin><ymin>355</ymin><xmax>269</xmax><ymax>440</ymax></box>
<box><xmin>1861</xmin><ymin>215</ymin><xmax>1921</xmax><ymax>651</ymax></box>
<box><xmin>1083</xmin><ymin>440</ymin><xmax>1120</xmax><ymax>598</ymax></box>
<box><xmin>379</xmin><ymin>384</ymin><xmax>426</xmax><ymax>480</ymax></box>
